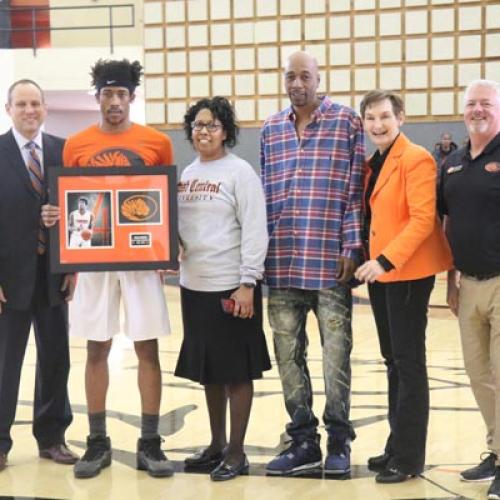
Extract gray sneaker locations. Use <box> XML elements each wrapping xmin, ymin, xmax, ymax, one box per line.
<box><xmin>137</xmin><ymin>436</ymin><xmax>174</xmax><ymax>478</ymax></box>
<box><xmin>74</xmin><ymin>436</ymin><xmax>112</xmax><ymax>479</ymax></box>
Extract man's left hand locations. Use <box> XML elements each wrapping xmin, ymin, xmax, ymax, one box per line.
<box><xmin>337</xmin><ymin>256</ymin><xmax>357</xmax><ymax>283</ymax></box>
<box><xmin>61</xmin><ymin>274</ymin><xmax>76</xmax><ymax>302</ymax></box>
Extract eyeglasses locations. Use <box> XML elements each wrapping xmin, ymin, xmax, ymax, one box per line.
<box><xmin>191</xmin><ymin>121</ymin><xmax>222</xmax><ymax>132</ymax></box>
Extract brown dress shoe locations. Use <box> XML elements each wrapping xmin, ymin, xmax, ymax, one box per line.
<box><xmin>39</xmin><ymin>444</ymin><xmax>79</xmax><ymax>465</ymax></box>
<box><xmin>0</xmin><ymin>453</ymin><xmax>7</xmax><ymax>471</ymax></box>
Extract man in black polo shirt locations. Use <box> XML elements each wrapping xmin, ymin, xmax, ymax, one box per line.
<box><xmin>441</xmin><ymin>79</ymin><xmax>500</xmax><ymax>500</ymax></box>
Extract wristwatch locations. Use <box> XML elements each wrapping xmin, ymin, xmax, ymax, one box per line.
<box><xmin>241</xmin><ymin>282</ymin><xmax>256</xmax><ymax>289</ymax></box>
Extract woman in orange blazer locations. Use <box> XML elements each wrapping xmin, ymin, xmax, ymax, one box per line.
<box><xmin>355</xmin><ymin>90</ymin><xmax>452</xmax><ymax>484</ymax></box>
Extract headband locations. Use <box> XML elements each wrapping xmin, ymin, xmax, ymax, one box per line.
<box><xmin>95</xmin><ymin>79</ymin><xmax>136</xmax><ymax>94</ymax></box>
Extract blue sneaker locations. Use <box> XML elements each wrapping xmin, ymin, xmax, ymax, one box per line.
<box><xmin>324</xmin><ymin>438</ymin><xmax>351</xmax><ymax>475</ymax></box>
<box><xmin>266</xmin><ymin>437</ymin><xmax>322</xmax><ymax>476</ymax></box>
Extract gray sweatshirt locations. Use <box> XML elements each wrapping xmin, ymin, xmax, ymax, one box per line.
<box><xmin>178</xmin><ymin>152</ymin><xmax>268</xmax><ymax>291</ymax></box>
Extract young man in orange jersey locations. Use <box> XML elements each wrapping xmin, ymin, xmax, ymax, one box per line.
<box><xmin>43</xmin><ymin>59</ymin><xmax>174</xmax><ymax>479</ymax></box>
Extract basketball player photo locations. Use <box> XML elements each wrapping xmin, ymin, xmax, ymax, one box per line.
<box><xmin>69</xmin><ymin>197</ymin><xmax>94</xmax><ymax>248</ymax></box>
<box><xmin>66</xmin><ymin>192</ymin><xmax>113</xmax><ymax>249</ymax></box>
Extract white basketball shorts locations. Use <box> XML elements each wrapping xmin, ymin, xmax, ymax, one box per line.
<box><xmin>69</xmin><ymin>270</ymin><xmax>170</xmax><ymax>341</ymax></box>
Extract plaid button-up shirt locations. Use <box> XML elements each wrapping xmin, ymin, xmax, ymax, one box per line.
<box><xmin>260</xmin><ymin>96</ymin><xmax>365</xmax><ymax>290</ymax></box>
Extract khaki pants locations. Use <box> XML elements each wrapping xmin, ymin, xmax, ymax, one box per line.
<box><xmin>458</xmin><ymin>274</ymin><xmax>500</xmax><ymax>456</ymax></box>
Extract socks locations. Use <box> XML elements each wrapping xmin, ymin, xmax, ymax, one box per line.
<box><xmin>88</xmin><ymin>412</ymin><xmax>160</xmax><ymax>439</ymax></box>
<box><xmin>141</xmin><ymin>413</ymin><xmax>159</xmax><ymax>439</ymax></box>
<box><xmin>88</xmin><ymin>411</ymin><xmax>106</xmax><ymax>438</ymax></box>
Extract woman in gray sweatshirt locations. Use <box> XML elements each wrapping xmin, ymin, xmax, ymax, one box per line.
<box><xmin>175</xmin><ymin>96</ymin><xmax>271</xmax><ymax>481</ymax></box>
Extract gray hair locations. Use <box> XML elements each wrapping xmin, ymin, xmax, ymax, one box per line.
<box><xmin>464</xmin><ymin>79</ymin><xmax>500</xmax><ymax>102</ymax></box>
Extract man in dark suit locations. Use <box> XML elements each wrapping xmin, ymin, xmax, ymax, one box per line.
<box><xmin>0</xmin><ymin>79</ymin><xmax>78</xmax><ymax>471</ymax></box>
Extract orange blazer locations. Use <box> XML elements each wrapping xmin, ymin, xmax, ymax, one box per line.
<box><xmin>365</xmin><ymin>133</ymin><xmax>452</xmax><ymax>283</ymax></box>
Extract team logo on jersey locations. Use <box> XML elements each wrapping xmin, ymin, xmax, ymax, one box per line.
<box><xmin>485</xmin><ymin>162</ymin><xmax>500</xmax><ymax>173</ymax></box>
<box><xmin>89</xmin><ymin>148</ymin><xmax>146</xmax><ymax>167</ymax></box>
<box><xmin>117</xmin><ymin>190</ymin><xmax>161</xmax><ymax>224</ymax></box>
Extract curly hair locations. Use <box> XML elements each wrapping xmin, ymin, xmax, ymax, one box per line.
<box><xmin>90</xmin><ymin>59</ymin><xmax>143</xmax><ymax>91</ymax></box>
<box><xmin>183</xmin><ymin>96</ymin><xmax>239</xmax><ymax>148</ymax></box>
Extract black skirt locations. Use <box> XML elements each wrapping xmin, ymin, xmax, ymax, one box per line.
<box><xmin>174</xmin><ymin>284</ymin><xmax>271</xmax><ymax>385</ymax></box>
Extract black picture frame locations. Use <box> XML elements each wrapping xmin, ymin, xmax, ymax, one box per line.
<box><xmin>47</xmin><ymin>166</ymin><xmax>178</xmax><ymax>273</ymax></box>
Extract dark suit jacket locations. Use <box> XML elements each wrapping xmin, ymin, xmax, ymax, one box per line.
<box><xmin>0</xmin><ymin>129</ymin><xmax>65</xmax><ymax>310</ymax></box>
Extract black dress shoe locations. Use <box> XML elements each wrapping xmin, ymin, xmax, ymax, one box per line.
<box><xmin>210</xmin><ymin>455</ymin><xmax>249</xmax><ymax>481</ymax></box>
<box><xmin>375</xmin><ymin>467</ymin><xmax>417</xmax><ymax>483</ymax></box>
<box><xmin>185</xmin><ymin>448</ymin><xmax>225</xmax><ymax>469</ymax></box>
<box><xmin>367</xmin><ymin>453</ymin><xmax>391</xmax><ymax>472</ymax></box>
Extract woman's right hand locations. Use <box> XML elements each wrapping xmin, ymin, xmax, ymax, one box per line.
<box><xmin>354</xmin><ymin>259</ymin><xmax>385</xmax><ymax>283</ymax></box>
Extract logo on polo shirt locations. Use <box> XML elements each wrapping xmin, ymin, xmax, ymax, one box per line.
<box><xmin>485</xmin><ymin>162</ymin><xmax>500</xmax><ymax>173</ymax></box>
<box><xmin>447</xmin><ymin>165</ymin><xmax>463</xmax><ymax>174</ymax></box>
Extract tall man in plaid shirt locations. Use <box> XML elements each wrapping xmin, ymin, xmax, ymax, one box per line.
<box><xmin>261</xmin><ymin>51</ymin><xmax>365</xmax><ymax>476</ymax></box>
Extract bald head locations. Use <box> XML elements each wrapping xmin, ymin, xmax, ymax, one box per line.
<box><xmin>284</xmin><ymin>51</ymin><xmax>320</xmax><ymax>109</ymax></box>
<box><xmin>285</xmin><ymin>51</ymin><xmax>319</xmax><ymax>74</ymax></box>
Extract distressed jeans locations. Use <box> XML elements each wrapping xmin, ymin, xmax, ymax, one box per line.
<box><xmin>268</xmin><ymin>286</ymin><xmax>355</xmax><ymax>443</ymax></box>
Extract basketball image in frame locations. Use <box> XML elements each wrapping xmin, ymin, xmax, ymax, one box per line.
<box><xmin>66</xmin><ymin>191</ymin><xmax>113</xmax><ymax>249</ymax></box>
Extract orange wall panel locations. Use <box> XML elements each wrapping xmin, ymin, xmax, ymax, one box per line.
<box><xmin>10</xmin><ymin>1</ymin><xmax>50</xmax><ymax>48</ymax></box>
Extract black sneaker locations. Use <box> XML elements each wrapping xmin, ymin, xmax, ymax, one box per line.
<box><xmin>488</xmin><ymin>467</ymin><xmax>500</xmax><ymax>499</ymax></box>
<box><xmin>137</xmin><ymin>436</ymin><xmax>174</xmax><ymax>478</ymax></box>
<box><xmin>461</xmin><ymin>452</ymin><xmax>497</xmax><ymax>482</ymax></box>
<box><xmin>73</xmin><ymin>435</ymin><xmax>112</xmax><ymax>479</ymax></box>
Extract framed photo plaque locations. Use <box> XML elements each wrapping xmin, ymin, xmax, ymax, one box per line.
<box><xmin>48</xmin><ymin>166</ymin><xmax>178</xmax><ymax>272</ymax></box>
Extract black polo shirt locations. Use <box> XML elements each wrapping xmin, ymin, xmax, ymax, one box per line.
<box><xmin>440</xmin><ymin>132</ymin><xmax>500</xmax><ymax>277</ymax></box>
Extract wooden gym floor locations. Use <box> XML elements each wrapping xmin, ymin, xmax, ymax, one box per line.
<box><xmin>0</xmin><ymin>276</ymin><xmax>489</xmax><ymax>499</ymax></box>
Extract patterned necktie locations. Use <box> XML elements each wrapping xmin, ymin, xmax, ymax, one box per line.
<box><xmin>26</xmin><ymin>141</ymin><xmax>46</xmax><ymax>255</ymax></box>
